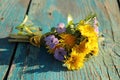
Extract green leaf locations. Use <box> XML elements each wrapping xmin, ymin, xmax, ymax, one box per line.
<box><xmin>84</xmin><ymin>13</ymin><xmax>96</xmax><ymax>22</ymax></box>
<box><xmin>66</xmin><ymin>25</ymin><xmax>75</xmax><ymax>34</ymax></box>
<box><xmin>51</xmin><ymin>27</ymin><xmax>56</xmax><ymax>32</ymax></box>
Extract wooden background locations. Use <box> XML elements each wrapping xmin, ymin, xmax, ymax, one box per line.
<box><xmin>0</xmin><ymin>0</ymin><xmax>120</xmax><ymax>80</ymax></box>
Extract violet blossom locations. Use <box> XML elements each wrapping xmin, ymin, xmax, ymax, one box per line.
<box><xmin>93</xmin><ymin>17</ymin><xmax>99</xmax><ymax>34</ymax></box>
<box><xmin>54</xmin><ymin>47</ymin><xmax>67</xmax><ymax>61</ymax></box>
<box><xmin>45</xmin><ymin>35</ymin><xmax>59</xmax><ymax>49</ymax></box>
<box><xmin>56</xmin><ymin>23</ymin><xmax>66</xmax><ymax>34</ymax></box>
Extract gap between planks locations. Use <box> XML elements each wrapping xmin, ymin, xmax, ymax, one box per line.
<box><xmin>117</xmin><ymin>0</ymin><xmax>120</xmax><ymax>10</ymax></box>
<box><xmin>3</xmin><ymin>0</ymin><xmax>32</xmax><ymax>80</ymax></box>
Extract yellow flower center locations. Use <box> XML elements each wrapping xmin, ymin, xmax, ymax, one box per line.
<box><xmin>60</xmin><ymin>33</ymin><xmax>76</xmax><ymax>48</ymax></box>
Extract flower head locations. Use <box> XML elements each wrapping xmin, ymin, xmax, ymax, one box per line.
<box><xmin>63</xmin><ymin>50</ymin><xmax>85</xmax><ymax>70</ymax></box>
<box><xmin>56</xmin><ymin>23</ymin><xmax>66</xmax><ymax>34</ymax></box>
<box><xmin>54</xmin><ymin>47</ymin><xmax>67</xmax><ymax>61</ymax></box>
<box><xmin>86</xmin><ymin>37</ymin><xmax>99</xmax><ymax>55</ymax></box>
<box><xmin>93</xmin><ymin>17</ymin><xmax>99</xmax><ymax>34</ymax></box>
<box><xmin>73</xmin><ymin>39</ymin><xmax>90</xmax><ymax>55</ymax></box>
<box><xmin>59</xmin><ymin>33</ymin><xmax>76</xmax><ymax>49</ymax></box>
<box><xmin>45</xmin><ymin>35</ymin><xmax>55</xmax><ymax>45</ymax></box>
<box><xmin>45</xmin><ymin>35</ymin><xmax>59</xmax><ymax>49</ymax></box>
<box><xmin>77</xmin><ymin>24</ymin><xmax>97</xmax><ymax>37</ymax></box>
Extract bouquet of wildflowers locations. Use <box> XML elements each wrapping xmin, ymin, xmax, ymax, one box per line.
<box><xmin>9</xmin><ymin>13</ymin><xmax>99</xmax><ymax>70</ymax></box>
<box><xmin>44</xmin><ymin>13</ymin><xmax>99</xmax><ymax>70</ymax></box>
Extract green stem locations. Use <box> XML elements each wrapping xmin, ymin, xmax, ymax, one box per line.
<box><xmin>9</xmin><ymin>34</ymin><xmax>30</xmax><ymax>39</ymax></box>
<box><xmin>8</xmin><ymin>39</ymin><xmax>29</xmax><ymax>42</ymax></box>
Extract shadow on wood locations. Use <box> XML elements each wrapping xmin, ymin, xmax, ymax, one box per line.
<box><xmin>11</xmin><ymin>43</ymin><xmax>68</xmax><ymax>74</ymax></box>
<box><xmin>0</xmin><ymin>37</ymin><xmax>15</xmax><ymax>65</ymax></box>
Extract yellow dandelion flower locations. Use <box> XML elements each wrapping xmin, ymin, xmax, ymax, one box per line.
<box><xmin>73</xmin><ymin>39</ymin><xmax>90</xmax><ymax>55</ymax></box>
<box><xmin>77</xmin><ymin>24</ymin><xmax>97</xmax><ymax>37</ymax></box>
<box><xmin>91</xmin><ymin>46</ymin><xmax>99</xmax><ymax>56</ymax></box>
<box><xmin>64</xmin><ymin>50</ymin><xmax>85</xmax><ymax>70</ymax></box>
<box><xmin>76</xmin><ymin>23</ymin><xmax>99</xmax><ymax>55</ymax></box>
<box><xmin>60</xmin><ymin>33</ymin><xmax>76</xmax><ymax>49</ymax></box>
<box><xmin>86</xmin><ymin>37</ymin><xmax>99</xmax><ymax>55</ymax></box>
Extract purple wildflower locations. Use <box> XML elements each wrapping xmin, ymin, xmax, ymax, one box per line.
<box><xmin>56</xmin><ymin>23</ymin><xmax>66</xmax><ymax>34</ymax></box>
<box><xmin>54</xmin><ymin>47</ymin><xmax>67</xmax><ymax>61</ymax></box>
<box><xmin>45</xmin><ymin>35</ymin><xmax>55</xmax><ymax>45</ymax></box>
<box><xmin>45</xmin><ymin>35</ymin><xmax>59</xmax><ymax>49</ymax></box>
<box><xmin>93</xmin><ymin>17</ymin><xmax>99</xmax><ymax>34</ymax></box>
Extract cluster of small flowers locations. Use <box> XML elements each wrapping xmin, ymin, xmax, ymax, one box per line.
<box><xmin>45</xmin><ymin>23</ymin><xmax>67</xmax><ymax>61</ymax></box>
<box><xmin>44</xmin><ymin>15</ymin><xmax>99</xmax><ymax>70</ymax></box>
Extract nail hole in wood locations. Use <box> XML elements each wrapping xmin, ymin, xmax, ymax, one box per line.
<box><xmin>0</xmin><ymin>17</ymin><xmax>4</xmax><ymax>20</ymax></box>
<box><xmin>48</xmin><ymin>12</ymin><xmax>52</xmax><ymax>16</ymax></box>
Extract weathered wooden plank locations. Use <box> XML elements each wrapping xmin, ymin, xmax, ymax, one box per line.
<box><xmin>8</xmin><ymin>0</ymin><xmax>120</xmax><ymax>80</ymax></box>
<box><xmin>0</xmin><ymin>0</ymin><xmax>30</xmax><ymax>79</ymax></box>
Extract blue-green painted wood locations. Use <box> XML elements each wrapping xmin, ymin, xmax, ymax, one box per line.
<box><xmin>8</xmin><ymin>0</ymin><xmax>120</xmax><ymax>80</ymax></box>
<box><xmin>0</xmin><ymin>0</ymin><xmax>30</xmax><ymax>79</ymax></box>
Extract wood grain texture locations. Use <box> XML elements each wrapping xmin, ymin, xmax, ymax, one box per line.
<box><xmin>7</xmin><ymin>0</ymin><xmax>120</xmax><ymax>80</ymax></box>
<box><xmin>0</xmin><ymin>0</ymin><xmax>30</xmax><ymax>79</ymax></box>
